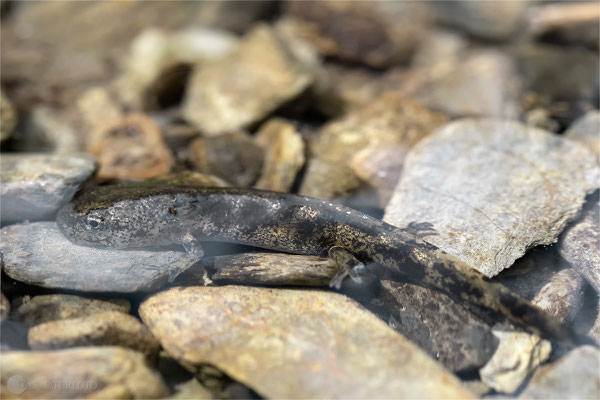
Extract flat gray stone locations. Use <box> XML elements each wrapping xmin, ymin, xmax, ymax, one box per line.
<box><xmin>385</xmin><ymin>118</ymin><xmax>598</xmax><ymax>277</ymax></box>
<box><xmin>560</xmin><ymin>193</ymin><xmax>600</xmax><ymax>293</ymax></box>
<box><xmin>0</xmin><ymin>153</ymin><xmax>97</xmax><ymax>224</ymax></box>
<box><xmin>140</xmin><ymin>286</ymin><xmax>473</xmax><ymax>399</ymax></box>
<box><xmin>370</xmin><ymin>280</ymin><xmax>498</xmax><ymax>372</ymax></box>
<box><xmin>0</xmin><ymin>222</ymin><xmax>202</xmax><ymax>292</ymax></box>
<box><xmin>519</xmin><ymin>345</ymin><xmax>600</xmax><ymax>399</ymax></box>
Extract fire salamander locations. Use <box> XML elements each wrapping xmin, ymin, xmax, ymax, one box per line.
<box><xmin>57</xmin><ymin>184</ymin><xmax>588</xmax><ymax>347</ymax></box>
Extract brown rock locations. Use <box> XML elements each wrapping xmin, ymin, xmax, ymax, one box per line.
<box><xmin>181</xmin><ymin>252</ymin><xmax>338</xmax><ymax>287</ymax></box>
<box><xmin>15</xmin><ymin>294</ymin><xmax>130</xmax><ymax>327</ymax></box>
<box><xmin>0</xmin><ymin>89</ymin><xmax>16</xmax><ymax>142</ymax></box>
<box><xmin>254</xmin><ymin>118</ymin><xmax>305</xmax><ymax>192</ymax></box>
<box><xmin>88</xmin><ymin>113</ymin><xmax>174</xmax><ymax>180</ymax></box>
<box><xmin>300</xmin><ymin>92</ymin><xmax>448</xmax><ymax>199</ymax></box>
<box><xmin>28</xmin><ymin>311</ymin><xmax>160</xmax><ymax>357</ymax></box>
<box><xmin>0</xmin><ymin>292</ymin><xmax>9</xmax><ymax>322</ymax></box>
<box><xmin>0</xmin><ymin>347</ymin><xmax>168</xmax><ymax>398</ymax></box>
<box><xmin>188</xmin><ymin>131</ymin><xmax>264</xmax><ymax>187</ymax></box>
<box><xmin>284</xmin><ymin>0</ymin><xmax>431</xmax><ymax>67</ymax></box>
<box><xmin>182</xmin><ymin>25</ymin><xmax>313</xmax><ymax>136</ymax></box>
<box><xmin>298</xmin><ymin>158</ymin><xmax>361</xmax><ymax>199</ymax></box>
<box><xmin>140</xmin><ymin>286</ymin><xmax>472</xmax><ymax>399</ymax></box>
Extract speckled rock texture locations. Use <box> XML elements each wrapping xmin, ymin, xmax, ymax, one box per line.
<box><xmin>28</xmin><ymin>311</ymin><xmax>160</xmax><ymax>357</ymax></box>
<box><xmin>182</xmin><ymin>25</ymin><xmax>313</xmax><ymax>136</ymax></box>
<box><xmin>140</xmin><ymin>286</ymin><xmax>473</xmax><ymax>399</ymax></box>
<box><xmin>0</xmin><ymin>222</ymin><xmax>202</xmax><ymax>292</ymax></box>
<box><xmin>560</xmin><ymin>193</ymin><xmax>600</xmax><ymax>293</ymax></box>
<box><xmin>385</xmin><ymin>118</ymin><xmax>599</xmax><ymax>277</ymax></box>
<box><xmin>0</xmin><ymin>346</ymin><xmax>168</xmax><ymax>398</ymax></box>
<box><xmin>14</xmin><ymin>294</ymin><xmax>130</xmax><ymax>326</ymax></box>
<box><xmin>0</xmin><ymin>153</ymin><xmax>97</xmax><ymax>223</ymax></box>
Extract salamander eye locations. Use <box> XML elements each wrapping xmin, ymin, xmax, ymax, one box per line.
<box><xmin>87</xmin><ymin>216</ymin><xmax>104</xmax><ymax>228</ymax></box>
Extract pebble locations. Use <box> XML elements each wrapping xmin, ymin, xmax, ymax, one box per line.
<box><xmin>117</xmin><ymin>27</ymin><xmax>238</xmax><ymax>110</ymax></box>
<box><xmin>17</xmin><ymin>106</ymin><xmax>81</xmax><ymax>153</ymax></box>
<box><xmin>432</xmin><ymin>1</ymin><xmax>529</xmax><ymax>40</ymax></box>
<box><xmin>28</xmin><ymin>311</ymin><xmax>161</xmax><ymax>357</ymax></box>
<box><xmin>0</xmin><ymin>347</ymin><xmax>168</xmax><ymax>398</ymax></box>
<box><xmin>480</xmin><ymin>257</ymin><xmax>585</xmax><ymax>393</ymax></box>
<box><xmin>370</xmin><ymin>280</ymin><xmax>498</xmax><ymax>372</ymax></box>
<box><xmin>565</xmin><ymin>110</ymin><xmax>600</xmax><ymax>159</ymax></box>
<box><xmin>254</xmin><ymin>118</ymin><xmax>305</xmax><ymax>192</ymax></box>
<box><xmin>560</xmin><ymin>192</ymin><xmax>600</xmax><ymax>292</ymax></box>
<box><xmin>0</xmin><ymin>222</ymin><xmax>203</xmax><ymax>292</ymax></box>
<box><xmin>384</xmin><ymin>118</ymin><xmax>599</xmax><ymax>277</ymax></box>
<box><xmin>140</xmin><ymin>286</ymin><xmax>472</xmax><ymax>399</ymax></box>
<box><xmin>298</xmin><ymin>158</ymin><xmax>362</xmax><ymax>200</ymax></box>
<box><xmin>0</xmin><ymin>89</ymin><xmax>16</xmax><ymax>142</ymax></box>
<box><xmin>518</xmin><ymin>345</ymin><xmax>600</xmax><ymax>399</ymax></box>
<box><xmin>300</xmin><ymin>92</ymin><xmax>447</xmax><ymax>200</ymax></box>
<box><xmin>14</xmin><ymin>294</ymin><xmax>130</xmax><ymax>326</ymax></box>
<box><xmin>527</xmin><ymin>2</ymin><xmax>600</xmax><ymax>50</ymax></box>
<box><xmin>170</xmin><ymin>379</ymin><xmax>212</xmax><ymax>399</ymax></box>
<box><xmin>188</xmin><ymin>131</ymin><xmax>264</xmax><ymax>187</ymax></box>
<box><xmin>182</xmin><ymin>25</ymin><xmax>313</xmax><ymax>136</ymax></box>
<box><xmin>0</xmin><ymin>153</ymin><xmax>97</xmax><ymax>224</ymax></box>
<box><xmin>283</xmin><ymin>0</ymin><xmax>431</xmax><ymax>68</ymax></box>
<box><xmin>88</xmin><ymin>113</ymin><xmax>174</xmax><ymax>180</ymax></box>
<box><xmin>178</xmin><ymin>252</ymin><xmax>338</xmax><ymax>287</ymax></box>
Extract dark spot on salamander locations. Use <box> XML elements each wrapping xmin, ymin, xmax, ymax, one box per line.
<box><xmin>168</xmin><ymin>207</ymin><xmax>177</xmax><ymax>215</ymax></box>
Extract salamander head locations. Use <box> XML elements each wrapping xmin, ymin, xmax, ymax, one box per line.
<box><xmin>56</xmin><ymin>185</ymin><xmax>181</xmax><ymax>249</ymax></box>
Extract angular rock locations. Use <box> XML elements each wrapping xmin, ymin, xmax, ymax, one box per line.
<box><xmin>283</xmin><ymin>1</ymin><xmax>431</xmax><ymax>68</ymax></box>
<box><xmin>0</xmin><ymin>153</ymin><xmax>97</xmax><ymax>224</ymax></box>
<box><xmin>300</xmin><ymin>92</ymin><xmax>447</xmax><ymax>199</ymax></box>
<box><xmin>560</xmin><ymin>193</ymin><xmax>600</xmax><ymax>292</ymax></box>
<box><xmin>140</xmin><ymin>286</ymin><xmax>472</xmax><ymax>399</ymax></box>
<box><xmin>188</xmin><ymin>131</ymin><xmax>264</xmax><ymax>187</ymax></box>
<box><xmin>149</xmin><ymin>171</ymin><xmax>229</xmax><ymax>188</ymax></box>
<box><xmin>28</xmin><ymin>311</ymin><xmax>160</xmax><ymax>357</ymax></box>
<box><xmin>180</xmin><ymin>253</ymin><xmax>338</xmax><ymax>287</ymax></box>
<box><xmin>14</xmin><ymin>294</ymin><xmax>130</xmax><ymax>327</ymax></box>
<box><xmin>565</xmin><ymin>111</ymin><xmax>600</xmax><ymax>159</ymax></box>
<box><xmin>182</xmin><ymin>25</ymin><xmax>313</xmax><ymax>136</ymax></box>
<box><xmin>433</xmin><ymin>1</ymin><xmax>529</xmax><ymax>40</ymax></box>
<box><xmin>370</xmin><ymin>280</ymin><xmax>498</xmax><ymax>372</ymax></box>
<box><xmin>518</xmin><ymin>346</ymin><xmax>600</xmax><ymax>399</ymax></box>
<box><xmin>171</xmin><ymin>379</ymin><xmax>212</xmax><ymax>400</ymax></box>
<box><xmin>254</xmin><ymin>118</ymin><xmax>305</xmax><ymax>192</ymax></box>
<box><xmin>76</xmin><ymin>86</ymin><xmax>124</xmax><ymax>148</ymax></box>
<box><xmin>385</xmin><ymin>119</ymin><xmax>599</xmax><ymax>277</ymax></box>
<box><xmin>117</xmin><ymin>27</ymin><xmax>238</xmax><ymax>110</ymax></box>
<box><xmin>0</xmin><ymin>89</ymin><xmax>16</xmax><ymax>142</ymax></box>
<box><xmin>0</xmin><ymin>222</ymin><xmax>202</xmax><ymax>292</ymax></box>
<box><xmin>480</xmin><ymin>259</ymin><xmax>585</xmax><ymax>393</ymax></box>
<box><xmin>88</xmin><ymin>113</ymin><xmax>174</xmax><ymax>180</ymax></box>
<box><xmin>527</xmin><ymin>2</ymin><xmax>600</xmax><ymax>50</ymax></box>
<box><xmin>298</xmin><ymin>158</ymin><xmax>361</xmax><ymax>199</ymax></box>
<box><xmin>0</xmin><ymin>347</ymin><xmax>168</xmax><ymax>398</ymax></box>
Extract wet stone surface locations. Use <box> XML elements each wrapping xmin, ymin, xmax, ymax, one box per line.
<box><xmin>140</xmin><ymin>286</ymin><xmax>472</xmax><ymax>399</ymax></box>
<box><xmin>385</xmin><ymin>118</ymin><xmax>599</xmax><ymax>277</ymax></box>
<box><xmin>14</xmin><ymin>294</ymin><xmax>130</xmax><ymax>327</ymax></box>
<box><xmin>27</xmin><ymin>311</ymin><xmax>161</xmax><ymax>357</ymax></box>
<box><xmin>369</xmin><ymin>280</ymin><xmax>498</xmax><ymax>372</ymax></box>
<box><xmin>518</xmin><ymin>345</ymin><xmax>600</xmax><ymax>399</ymax></box>
<box><xmin>0</xmin><ymin>346</ymin><xmax>169</xmax><ymax>398</ymax></box>
<box><xmin>560</xmin><ymin>192</ymin><xmax>600</xmax><ymax>293</ymax></box>
<box><xmin>0</xmin><ymin>222</ymin><xmax>203</xmax><ymax>292</ymax></box>
<box><xmin>0</xmin><ymin>153</ymin><xmax>97</xmax><ymax>224</ymax></box>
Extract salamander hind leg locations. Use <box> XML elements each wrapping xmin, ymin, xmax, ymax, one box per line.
<box><xmin>328</xmin><ymin>246</ymin><xmax>366</xmax><ymax>290</ymax></box>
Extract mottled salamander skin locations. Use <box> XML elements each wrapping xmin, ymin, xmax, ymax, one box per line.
<box><xmin>57</xmin><ymin>185</ymin><xmax>581</xmax><ymax>346</ymax></box>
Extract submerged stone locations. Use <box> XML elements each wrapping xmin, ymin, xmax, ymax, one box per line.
<box><xmin>140</xmin><ymin>286</ymin><xmax>472</xmax><ymax>399</ymax></box>
<box><xmin>385</xmin><ymin>118</ymin><xmax>598</xmax><ymax>277</ymax></box>
<box><xmin>0</xmin><ymin>153</ymin><xmax>97</xmax><ymax>224</ymax></box>
<box><xmin>0</xmin><ymin>222</ymin><xmax>202</xmax><ymax>292</ymax></box>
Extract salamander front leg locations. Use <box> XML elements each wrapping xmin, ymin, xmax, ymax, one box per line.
<box><xmin>328</xmin><ymin>246</ymin><xmax>366</xmax><ymax>290</ymax></box>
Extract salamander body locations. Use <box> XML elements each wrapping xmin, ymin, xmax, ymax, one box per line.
<box><xmin>57</xmin><ymin>185</ymin><xmax>581</xmax><ymax>346</ymax></box>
